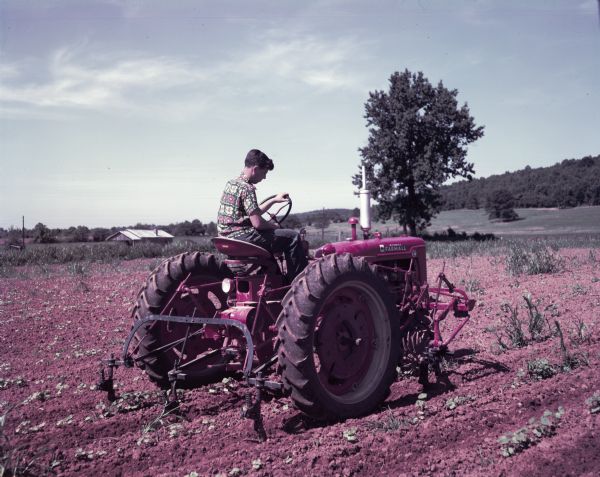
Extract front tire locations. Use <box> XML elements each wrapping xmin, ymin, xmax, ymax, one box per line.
<box><xmin>277</xmin><ymin>253</ymin><xmax>401</xmax><ymax>420</ymax></box>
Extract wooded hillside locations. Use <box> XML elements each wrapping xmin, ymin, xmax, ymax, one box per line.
<box><xmin>440</xmin><ymin>154</ymin><xmax>600</xmax><ymax>210</ymax></box>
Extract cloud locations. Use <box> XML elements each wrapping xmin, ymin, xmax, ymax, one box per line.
<box><xmin>578</xmin><ymin>0</ymin><xmax>598</xmax><ymax>14</ymax></box>
<box><xmin>0</xmin><ymin>47</ymin><xmax>205</xmax><ymax>112</ymax></box>
<box><xmin>0</xmin><ymin>31</ymin><xmax>368</xmax><ymax>120</ymax></box>
<box><xmin>454</xmin><ymin>0</ymin><xmax>503</xmax><ymax>28</ymax></box>
<box><xmin>100</xmin><ymin>0</ymin><xmax>147</xmax><ymax>18</ymax></box>
<box><xmin>220</xmin><ymin>33</ymin><xmax>368</xmax><ymax>94</ymax></box>
<box><xmin>0</xmin><ymin>104</ymin><xmax>75</xmax><ymax>121</ymax></box>
<box><xmin>0</xmin><ymin>63</ymin><xmax>20</xmax><ymax>80</ymax></box>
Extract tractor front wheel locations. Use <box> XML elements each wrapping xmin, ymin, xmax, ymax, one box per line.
<box><xmin>277</xmin><ymin>253</ymin><xmax>400</xmax><ymax>420</ymax></box>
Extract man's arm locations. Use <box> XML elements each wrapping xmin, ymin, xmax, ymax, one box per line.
<box><xmin>241</xmin><ymin>187</ymin><xmax>285</xmax><ymax>231</ymax></box>
<box><xmin>258</xmin><ymin>192</ymin><xmax>289</xmax><ymax>214</ymax></box>
<box><xmin>249</xmin><ymin>210</ymin><xmax>279</xmax><ymax>230</ymax></box>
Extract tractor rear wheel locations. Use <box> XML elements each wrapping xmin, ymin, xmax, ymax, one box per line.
<box><xmin>277</xmin><ymin>253</ymin><xmax>401</xmax><ymax>420</ymax></box>
<box><xmin>131</xmin><ymin>252</ymin><xmax>232</xmax><ymax>388</ymax></box>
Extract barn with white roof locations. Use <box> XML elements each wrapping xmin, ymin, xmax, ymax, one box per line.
<box><xmin>105</xmin><ymin>229</ymin><xmax>174</xmax><ymax>245</ymax></box>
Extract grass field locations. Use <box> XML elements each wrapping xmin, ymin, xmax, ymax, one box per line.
<box><xmin>0</xmin><ymin>238</ymin><xmax>213</xmax><ymax>270</ymax></box>
<box><xmin>1</xmin><ymin>206</ymin><xmax>599</xmax><ymax>271</ymax></box>
<box><xmin>426</xmin><ymin>206</ymin><xmax>600</xmax><ymax>236</ymax></box>
<box><xmin>303</xmin><ymin>206</ymin><xmax>600</xmax><ymax>243</ymax></box>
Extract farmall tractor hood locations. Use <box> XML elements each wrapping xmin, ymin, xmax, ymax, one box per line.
<box><xmin>315</xmin><ymin>235</ymin><xmax>425</xmax><ymax>260</ymax></box>
<box><xmin>315</xmin><ymin>235</ymin><xmax>428</xmax><ymax>284</ymax></box>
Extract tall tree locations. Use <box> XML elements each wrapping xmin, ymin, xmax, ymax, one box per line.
<box><xmin>355</xmin><ymin>69</ymin><xmax>484</xmax><ymax>235</ymax></box>
<box><xmin>72</xmin><ymin>225</ymin><xmax>90</xmax><ymax>242</ymax></box>
<box><xmin>33</xmin><ymin>222</ymin><xmax>55</xmax><ymax>243</ymax></box>
<box><xmin>91</xmin><ymin>227</ymin><xmax>111</xmax><ymax>242</ymax></box>
<box><xmin>485</xmin><ymin>189</ymin><xmax>519</xmax><ymax>221</ymax></box>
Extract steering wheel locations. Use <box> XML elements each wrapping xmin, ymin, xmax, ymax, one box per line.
<box><xmin>260</xmin><ymin>194</ymin><xmax>292</xmax><ymax>226</ymax></box>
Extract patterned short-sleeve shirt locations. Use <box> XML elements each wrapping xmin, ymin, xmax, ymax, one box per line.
<box><xmin>217</xmin><ymin>175</ymin><xmax>260</xmax><ymax>237</ymax></box>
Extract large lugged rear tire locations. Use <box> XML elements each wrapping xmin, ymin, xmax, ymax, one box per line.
<box><xmin>277</xmin><ymin>253</ymin><xmax>401</xmax><ymax>420</ymax></box>
<box><xmin>131</xmin><ymin>251</ymin><xmax>232</xmax><ymax>388</ymax></box>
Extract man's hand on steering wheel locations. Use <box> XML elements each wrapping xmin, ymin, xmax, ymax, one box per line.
<box><xmin>272</xmin><ymin>192</ymin><xmax>290</xmax><ymax>203</ymax></box>
<box><xmin>260</xmin><ymin>194</ymin><xmax>292</xmax><ymax>226</ymax></box>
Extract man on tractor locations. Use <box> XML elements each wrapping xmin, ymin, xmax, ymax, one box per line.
<box><xmin>217</xmin><ymin>148</ymin><xmax>308</xmax><ymax>282</ymax></box>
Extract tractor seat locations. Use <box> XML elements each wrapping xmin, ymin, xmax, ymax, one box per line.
<box><xmin>212</xmin><ymin>237</ymin><xmax>273</xmax><ymax>259</ymax></box>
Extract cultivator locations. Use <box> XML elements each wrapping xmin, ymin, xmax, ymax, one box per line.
<box><xmin>98</xmin><ymin>168</ymin><xmax>475</xmax><ymax>438</ymax></box>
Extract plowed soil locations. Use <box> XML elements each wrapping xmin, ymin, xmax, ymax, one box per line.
<box><xmin>1</xmin><ymin>249</ymin><xmax>599</xmax><ymax>477</ymax></box>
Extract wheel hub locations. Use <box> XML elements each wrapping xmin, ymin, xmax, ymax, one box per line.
<box><xmin>315</xmin><ymin>290</ymin><xmax>375</xmax><ymax>395</ymax></box>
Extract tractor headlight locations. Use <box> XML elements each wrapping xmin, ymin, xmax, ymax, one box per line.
<box><xmin>221</xmin><ymin>278</ymin><xmax>234</xmax><ymax>293</ymax></box>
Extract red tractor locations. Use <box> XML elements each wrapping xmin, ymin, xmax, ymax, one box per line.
<box><xmin>98</xmin><ymin>170</ymin><xmax>475</xmax><ymax>433</ymax></box>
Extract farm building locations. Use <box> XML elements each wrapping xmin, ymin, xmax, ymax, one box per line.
<box><xmin>105</xmin><ymin>229</ymin><xmax>174</xmax><ymax>245</ymax></box>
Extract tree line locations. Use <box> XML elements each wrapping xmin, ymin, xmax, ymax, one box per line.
<box><xmin>0</xmin><ymin>219</ymin><xmax>218</xmax><ymax>245</ymax></box>
<box><xmin>0</xmin><ymin>210</ymin><xmax>374</xmax><ymax>247</ymax></box>
<box><xmin>284</xmin><ymin>208</ymin><xmax>361</xmax><ymax>229</ymax></box>
<box><xmin>440</xmin><ymin>155</ymin><xmax>600</xmax><ymax>211</ymax></box>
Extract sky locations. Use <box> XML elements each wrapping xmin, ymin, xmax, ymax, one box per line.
<box><xmin>0</xmin><ymin>0</ymin><xmax>599</xmax><ymax>229</ymax></box>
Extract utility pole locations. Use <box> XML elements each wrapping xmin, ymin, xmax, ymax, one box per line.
<box><xmin>22</xmin><ymin>216</ymin><xmax>25</xmax><ymax>249</ymax></box>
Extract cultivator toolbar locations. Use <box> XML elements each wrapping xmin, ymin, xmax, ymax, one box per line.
<box><xmin>98</xmin><ymin>308</ymin><xmax>284</xmax><ymax>438</ymax></box>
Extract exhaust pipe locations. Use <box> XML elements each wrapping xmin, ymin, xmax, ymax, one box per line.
<box><xmin>359</xmin><ymin>165</ymin><xmax>371</xmax><ymax>237</ymax></box>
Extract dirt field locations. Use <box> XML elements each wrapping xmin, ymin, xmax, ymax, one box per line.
<box><xmin>1</xmin><ymin>249</ymin><xmax>599</xmax><ymax>476</ymax></box>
